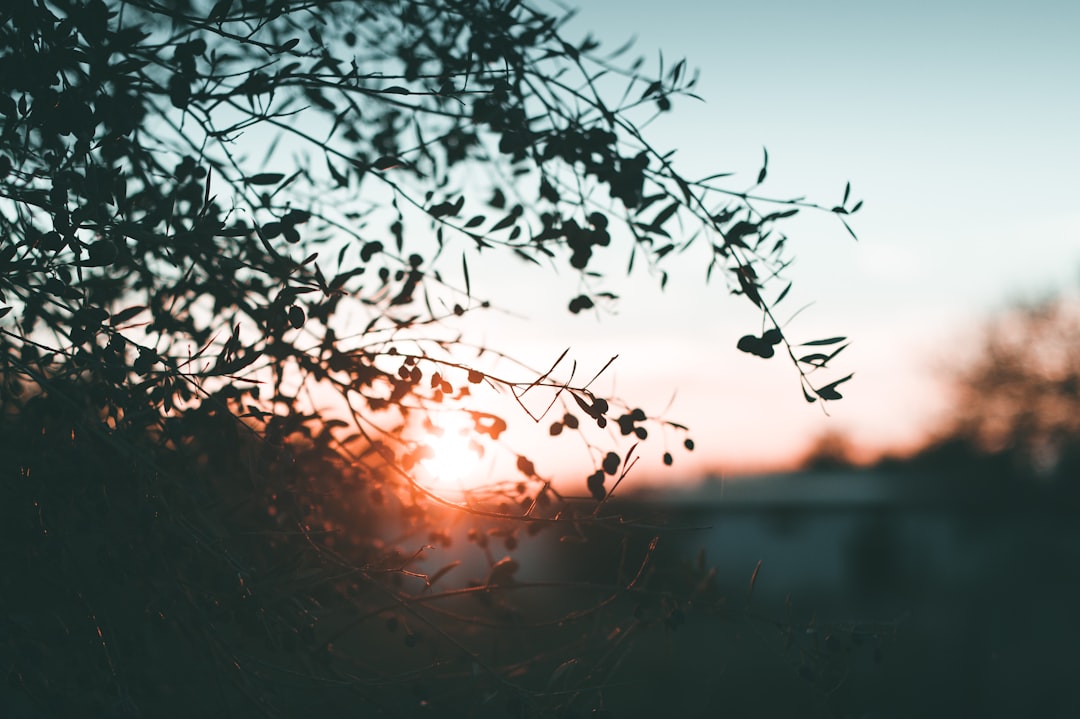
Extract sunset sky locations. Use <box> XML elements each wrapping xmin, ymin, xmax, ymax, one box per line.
<box><xmin>448</xmin><ymin>0</ymin><xmax>1080</xmax><ymax>484</ymax></box>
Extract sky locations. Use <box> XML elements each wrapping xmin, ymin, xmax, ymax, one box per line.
<box><xmin>448</xmin><ymin>0</ymin><xmax>1080</xmax><ymax>484</ymax></box>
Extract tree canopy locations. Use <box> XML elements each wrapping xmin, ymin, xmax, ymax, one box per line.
<box><xmin>0</xmin><ymin>0</ymin><xmax>859</xmax><ymax>715</ymax></box>
<box><xmin>938</xmin><ymin>292</ymin><xmax>1080</xmax><ymax>485</ymax></box>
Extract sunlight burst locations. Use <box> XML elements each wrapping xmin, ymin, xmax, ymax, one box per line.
<box><xmin>418</xmin><ymin>412</ymin><xmax>483</xmax><ymax>491</ymax></box>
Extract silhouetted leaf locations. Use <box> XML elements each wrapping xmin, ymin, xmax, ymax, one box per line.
<box><xmin>207</xmin><ymin>0</ymin><xmax>232</xmax><ymax>21</ymax></box>
<box><xmin>650</xmin><ymin>201</ymin><xmax>679</xmax><ymax>231</ymax></box>
<box><xmin>427</xmin><ymin>561</ymin><xmax>460</xmax><ymax>589</ymax></box>
<box><xmin>486</xmin><ymin>556</ymin><xmax>519</xmax><ymax>586</ymax></box>
<box><xmin>110</xmin><ymin>306</ymin><xmax>146</xmax><ymax>325</ymax></box>
<box><xmin>737</xmin><ymin>334</ymin><xmax>774</xmax><ymax>359</ymax></box>
<box><xmin>516</xmin><ymin>456</ymin><xmax>535</xmax><ymax>476</ymax></box>
<box><xmin>275</xmin><ymin>38</ymin><xmax>300</xmax><ymax>54</ymax></box>
<box><xmin>326</xmin><ymin>157</ymin><xmax>348</xmax><ymax>186</ymax></box>
<box><xmin>247</xmin><ymin>173</ymin><xmax>285</xmax><ymax>185</ymax></box>
<box><xmin>586</xmin><ymin>470</ymin><xmax>606</xmax><ymax>500</ymax></box>
<box><xmin>816</xmin><ymin>373</ymin><xmax>854</xmax><ymax>400</ymax></box>
<box><xmin>568</xmin><ymin>295</ymin><xmax>594</xmax><ymax>314</ymax></box>
<box><xmin>373</xmin><ymin>156</ymin><xmax>402</xmax><ymax>170</ymax></box>
<box><xmin>288</xmin><ymin>305</ymin><xmax>305</xmax><ymax>329</ymax></box>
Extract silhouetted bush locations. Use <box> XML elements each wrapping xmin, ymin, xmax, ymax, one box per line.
<box><xmin>0</xmin><ymin>0</ymin><xmax>858</xmax><ymax>714</ymax></box>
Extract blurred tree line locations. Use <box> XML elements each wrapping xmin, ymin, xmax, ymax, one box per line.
<box><xmin>804</xmin><ymin>289</ymin><xmax>1080</xmax><ymax>500</ymax></box>
<box><xmin>914</xmin><ymin>290</ymin><xmax>1080</xmax><ymax>498</ymax></box>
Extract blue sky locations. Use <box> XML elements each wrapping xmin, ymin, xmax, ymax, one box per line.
<box><xmin>455</xmin><ymin>0</ymin><xmax>1080</xmax><ymax>481</ymax></box>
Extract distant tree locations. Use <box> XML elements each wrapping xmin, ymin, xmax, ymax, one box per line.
<box><xmin>941</xmin><ymin>292</ymin><xmax>1080</xmax><ymax>485</ymax></box>
<box><xmin>799</xmin><ymin>429</ymin><xmax>859</xmax><ymax>472</ymax></box>
<box><xmin>0</xmin><ymin>0</ymin><xmax>858</xmax><ymax>715</ymax></box>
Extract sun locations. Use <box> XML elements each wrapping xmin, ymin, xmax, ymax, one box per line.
<box><xmin>417</xmin><ymin>411</ymin><xmax>483</xmax><ymax>491</ymax></box>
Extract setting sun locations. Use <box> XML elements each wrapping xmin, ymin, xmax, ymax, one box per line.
<box><xmin>418</xmin><ymin>411</ymin><xmax>484</xmax><ymax>491</ymax></box>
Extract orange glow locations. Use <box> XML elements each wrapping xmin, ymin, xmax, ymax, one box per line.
<box><xmin>417</xmin><ymin>411</ymin><xmax>484</xmax><ymax>493</ymax></box>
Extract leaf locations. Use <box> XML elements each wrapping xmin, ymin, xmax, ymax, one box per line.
<box><xmin>206</xmin><ymin>0</ymin><xmax>232</xmax><ymax>21</ymax></box>
<box><xmin>427</xmin><ymin>561</ymin><xmax>460</xmax><ymax>589</ymax></box>
<box><xmin>843</xmin><ymin>181</ymin><xmax>851</xmax><ymax>205</ymax></box>
<box><xmin>748</xmin><ymin>559</ymin><xmax>762</xmax><ymax>598</ymax></box>
<box><xmin>816</xmin><ymin>373</ymin><xmax>854</xmax><ymax>400</ymax></box>
<box><xmin>490</xmin><ymin>212</ymin><xmax>517</xmax><ymax>232</ymax></box>
<box><xmin>801</xmin><ymin>336</ymin><xmax>846</xmax><ymax>346</ymax></box>
<box><xmin>798</xmin><ymin>353</ymin><xmax>830</xmax><ymax>367</ymax></box>
<box><xmin>513</xmin><ymin>248</ymin><xmax>540</xmax><ymax>265</ymax></box>
<box><xmin>246</xmin><ymin>173</ymin><xmax>284</xmax><ymax>185</ymax></box>
<box><xmin>516</xmin><ymin>456</ymin><xmax>535</xmax><ymax>476</ymax></box>
<box><xmin>586</xmin><ymin>470</ymin><xmax>606</xmax><ymax>501</ymax></box>
<box><xmin>428</xmin><ymin>199</ymin><xmax>459</xmax><ymax>218</ymax></box>
<box><xmin>840</xmin><ymin>217</ymin><xmax>859</xmax><ymax>241</ymax></box>
<box><xmin>85</xmin><ymin>240</ymin><xmax>118</xmax><ymax>266</ymax></box>
<box><xmin>674</xmin><ymin>175</ymin><xmax>693</xmax><ymax>205</ymax></box>
<box><xmin>650</xmin><ymin>201</ymin><xmax>679</xmax><ymax>232</ymax></box>
<box><xmin>737</xmin><ymin>334</ymin><xmax>774</xmax><ymax>359</ymax></box>
<box><xmin>219</xmin><ymin>351</ymin><xmax>259</xmax><ymax>375</ymax></box>
<box><xmin>736</xmin><ymin>267</ymin><xmax>762</xmax><ymax>308</ymax></box>
<box><xmin>110</xmin><ymin>305</ymin><xmax>146</xmax><ymax>325</ymax></box>
<box><xmin>639</xmin><ymin>80</ymin><xmax>661</xmax><ymax>101</ymax></box>
<box><xmin>382</xmin><ymin>85</ymin><xmax>411</xmax><ymax>95</ymax></box>
<box><xmin>276</xmin><ymin>38</ymin><xmax>300</xmax><ymax>54</ymax></box>
<box><xmin>326</xmin><ymin>157</ymin><xmax>348</xmax><ymax>187</ymax></box>
<box><xmin>373</xmin><ymin>156</ymin><xmax>402</xmax><ymax>170</ymax></box>
<box><xmin>461</xmin><ymin>253</ymin><xmax>470</xmax><ymax>298</ymax></box>
<box><xmin>486</xmin><ymin>556</ymin><xmax>519</xmax><ymax>586</ymax></box>
<box><xmin>288</xmin><ymin>305</ymin><xmax>305</xmax><ymax>329</ymax></box>
<box><xmin>670</xmin><ymin>58</ymin><xmax>686</xmax><ymax>85</ymax></box>
<box><xmin>757</xmin><ymin>147</ymin><xmax>768</xmax><ymax>184</ymax></box>
<box><xmin>568</xmin><ymin>295</ymin><xmax>594</xmax><ymax>314</ymax></box>
<box><xmin>539</xmin><ymin>177</ymin><xmax>559</xmax><ymax>203</ymax></box>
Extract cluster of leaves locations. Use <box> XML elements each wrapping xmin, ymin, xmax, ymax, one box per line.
<box><xmin>0</xmin><ymin>0</ymin><xmax>857</xmax><ymax>715</ymax></box>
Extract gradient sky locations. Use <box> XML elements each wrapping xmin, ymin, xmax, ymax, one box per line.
<box><xmin>447</xmin><ymin>0</ymin><xmax>1080</xmax><ymax>484</ymax></box>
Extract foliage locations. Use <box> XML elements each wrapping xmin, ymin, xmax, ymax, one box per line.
<box><xmin>941</xmin><ymin>292</ymin><xmax>1080</xmax><ymax>484</ymax></box>
<box><xmin>0</xmin><ymin>0</ymin><xmax>858</xmax><ymax>715</ymax></box>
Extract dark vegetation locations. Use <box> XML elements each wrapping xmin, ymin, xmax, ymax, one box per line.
<box><xmin>0</xmin><ymin>0</ymin><xmax>861</xmax><ymax>715</ymax></box>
